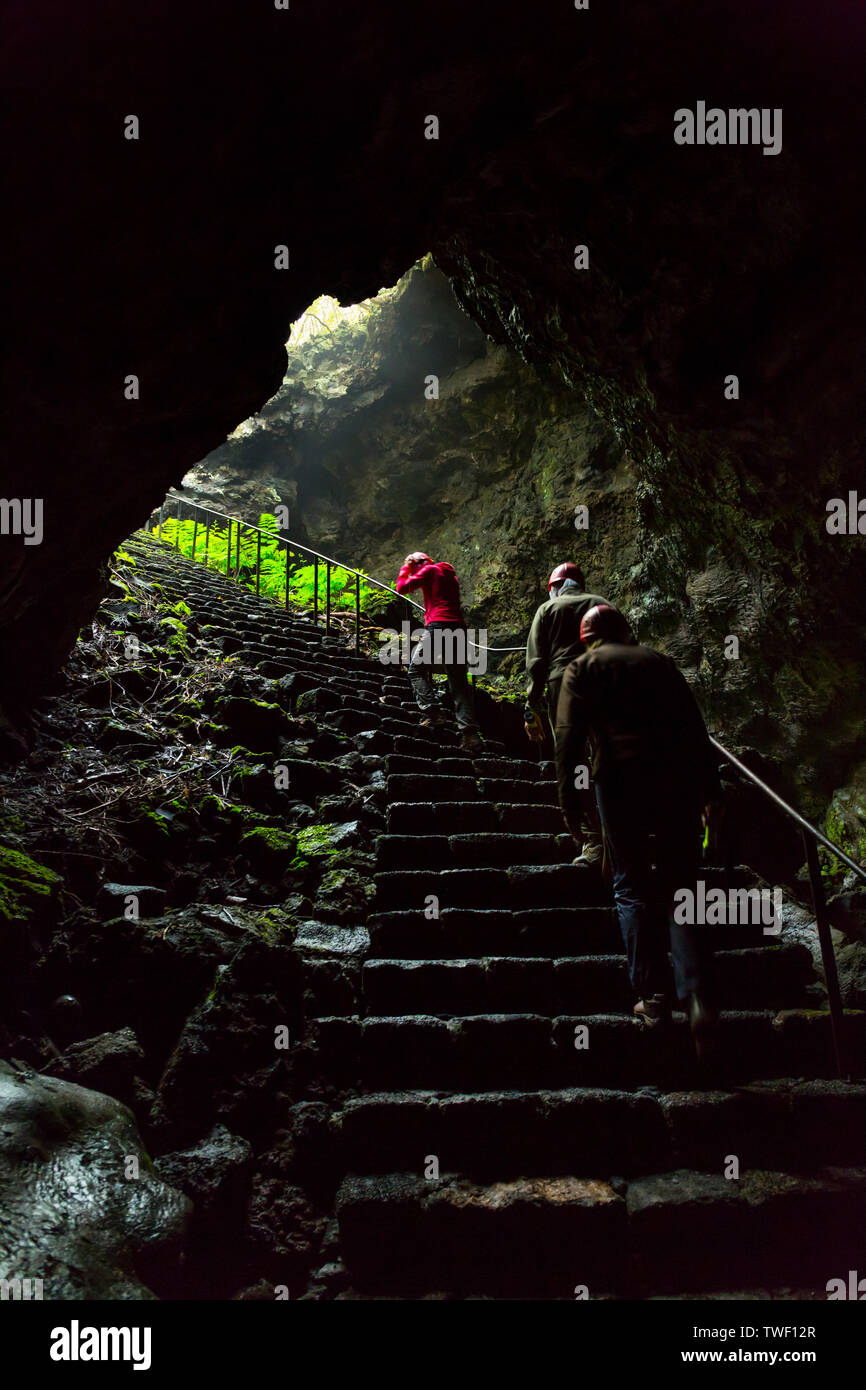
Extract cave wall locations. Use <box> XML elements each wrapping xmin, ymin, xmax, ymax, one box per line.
<box><xmin>179</xmin><ymin>258</ymin><xmax>637</xmax><ymax>656</ymax></box>
<box><xmin>182</xmin><ymin>251</ymin><xmax>864</xmax><ymax>849</ymax></box>
<box><xmin>3</xmin><ymin>0</ymin><xmax>865</xmax><ymax>848</ymax></box>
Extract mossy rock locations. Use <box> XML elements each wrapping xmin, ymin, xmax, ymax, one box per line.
<box><xmin>315</xmin><ymin>867</ymin><xmax>375</xmax><ymax>922</ymax></box>
<box><xmin>295</xmin><ymin>822</ymin><xmax>358</xmax><ymax>860</ymax></box>
<box><xmin>822</xmin><ymin>762</ymin><xmax>866</xmax><ymax>888</ymax></box>
<box><xmin>229</xmin><ymin>762</ymin><xmax>281</xmax><ymax>809</ymax></box>
<box><xmin>215</xmin><ymin>697</ymin><xmax>289</xmax><ymax>753</ymax></box>
<box><xmin>0</xmin><ymin>845</ymin><xmax>61</xmax><ymax>925</ymax></box>
<box><xmin>239</xmin><ymin>827</ymin><xmax>298</xmax><ymax>874</ymax></box>
<box><xmin>257</xmin><ymin>907</ymin><xmax>298</xmax><ymax>944</ymax></box>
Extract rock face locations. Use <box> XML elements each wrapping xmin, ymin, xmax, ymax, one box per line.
<box><xmin>181</xmin><ymin>258</ymin><xmax>633</xmax><ymax>658</ymax></box>
<box><xmin>0</xmin><ymin>1063</ymin><xmax>190</xmax><ymax>1299</ymax></box>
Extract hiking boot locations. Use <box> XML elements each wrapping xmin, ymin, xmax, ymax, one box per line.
<box><xmin>633</xmin><ymin>994</ymin><xmax>670</xmax><ymax>1029</ymax></box>
<box><xmin>459</xmin><ymin>731</ymin><xmax>483</xmax><ymax>753</ymax></box>
<box><xmin>687</xmin><ymin>992</ymin><xmax>720</xmax><ymax>1063</ymax></box>
<box><xmin>419</xmin><ymin>711</ymin><xmax>448</xmax><ymax>727</ymax></box>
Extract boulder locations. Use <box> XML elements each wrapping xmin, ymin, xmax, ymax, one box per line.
<box><xmin>46</xmin><ymin>1026</ymin><xmax>146</xmax><ymax>1106</ymax></box>
<box><xmin>0</xmin><ymin>1062</ymin><xmax>190</xmax><ymax>1299</ymax></box>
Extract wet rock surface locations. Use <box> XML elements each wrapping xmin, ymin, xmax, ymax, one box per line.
<box><xmin>0</xmin><ymin>1062</ymin><xmax>190</xmax><ymax>1300</ymax></box>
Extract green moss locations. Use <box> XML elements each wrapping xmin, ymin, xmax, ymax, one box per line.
<box><xmin>0</xmin><ymin>808</ymin><xmax>26</xmax><ymax>837</ymax></box>
<box><xmin>142</xmin><ymin>810</ymin><xmax>171</xmax><ymax>836</ymax></box>
<box><xmin>258</xmin><ymin>907</ymin><xmax>297</xmax><ymax>944</ymax></box>
<box><xmin>0</xmin><ymin>845</ymin><xmax>61</xmax><ymax>923</ymax></box>
<box><xmin>240</xmin><ymin>826</ymin><xmax>297</xmax><ymax>873</ymax></box>
<box><xmin>296</xmin><ymin>823</ymin><xmax>344</xmax><ymax>858</ymax></box>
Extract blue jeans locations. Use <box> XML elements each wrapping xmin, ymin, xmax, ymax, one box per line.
<box><xmin>595</xmin><ymin>764</ymin><xmax>713</xmax><ymax>1003</ymax></box>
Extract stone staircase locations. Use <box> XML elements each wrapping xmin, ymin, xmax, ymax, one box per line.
<box><xmin>124</xmin><ymin>534</ymin><xmax>866</xmax><ymax>1300</ymax></box>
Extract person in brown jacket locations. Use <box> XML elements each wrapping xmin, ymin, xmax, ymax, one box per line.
<box><xmin>554</xmin><ymin>603</ymin><xmax>723</xmax><ymax>1059</ymax></box>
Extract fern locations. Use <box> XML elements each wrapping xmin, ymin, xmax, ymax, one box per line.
<box><xmin>147</xmin><ymin>513</ymin><xmax>382</xmax><ymax>616</ymax></box>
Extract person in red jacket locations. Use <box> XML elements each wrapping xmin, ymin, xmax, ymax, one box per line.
<box><xmin>395</xmin><ymin>551</ymin><xmax>482</xmax><ymax>753</ymax></box>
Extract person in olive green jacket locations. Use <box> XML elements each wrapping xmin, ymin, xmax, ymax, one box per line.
<box><xmin>523</xmin><ymin>561</ymin><xmax>610</xmax><ymax>865</ymax></box>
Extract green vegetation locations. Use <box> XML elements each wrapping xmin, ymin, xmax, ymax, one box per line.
<box><xmin>158</xmin><ymin>600</ymin><xmax>192</xmax><ymax>658</ymax></box>
<box><xmin>473</xmin><ymin>669</ymin><xmax>526</xmax><ymax>705</ymax></box>
<box><xmin>0</xmin><ymin>845</ymin><xmax>60</xmax><ymax>922</ymax></box>
<box><xmin>258</xmin><ymin>906</ymin><xmax>298</xmax><ymax>944</ymax></box>
<box><xmin>147</xmin><ymin>512</ymin><xmax>382</xmax><ymax>619</ymax></box>
<box><xmin>822</xmin><ymin>794</ymin><xmax>866</xmax><ymax>888</ymax></box>
<box><xmin>240</xmin><ymin>826</ymin><xmax>297</xmax><ymax>874</ymax></box>
<box><xmin>296</xmin><ymin>823</ymin><xmax>344</xmax><ymax>859</ymax></box>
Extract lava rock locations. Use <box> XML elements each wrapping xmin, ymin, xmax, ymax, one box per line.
<box><xmin>215</xmin><ymin>696</ymin><xmax>290</xmax><ymax>753</ymax></box>
<box><xmin>0</xmin><ymin>1062</ymin><xmax>190</xmax><ymax>1299</ymax></box>
<box><xmin>98</xmin><ymin>882</ymin><xmax>167</xmax><ymax>918</ymax></box>
<box><xmin>294</xmin><ymin>920</ymin><xmax>370</xmax><ymax>959</ymax></box>
<box><xmin>155</xmin><ymin>1123</ymin><xmax>252</xmax><ymax>1219</ymax></box>
<box><xmin>46</xmin><ymin>1026</ymin><xmax>146</xmax><ymax>1106</ymax></box>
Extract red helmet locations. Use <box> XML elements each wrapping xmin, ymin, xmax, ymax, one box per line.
<box><xmin>547</xmin><ymin>561</ymin><xmax>585</xmax><ymax>593</ymax></box>
<box><xmin>580</xmin><ymin>604</ymin><xmax>633</xmax><ymax>645</ymax></box>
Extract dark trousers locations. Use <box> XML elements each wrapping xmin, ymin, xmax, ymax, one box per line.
<box><xmin>595</xmin><ymin>764</ymin><xmax>713</xmax><ymax>1002</ymax></box>
<box><xmin>408</xmin><ymin>622</ymin><xmax>479</xmax><ymax>732</ymax></box>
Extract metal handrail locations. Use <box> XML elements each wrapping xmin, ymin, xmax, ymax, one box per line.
<box><xmin>150</xmin><ymin>494</ymin><xmax>526</xmax><ymax>650</ymax></box>
<box><xmin>710</xmin><ymin>734</ymin><xmax>863</xmax><ymax>1079</ymax></box>
<box><xmin>161</xmin><ymin>496</ymin><xmax>425</xmax><ymax>611</ymax></box>
<box><xmin>144</xmin><ymin>494</ymin><xmax>424</xmax><ymax>656</ymax></box>
<box><xmin>710</xmin><ymin>736</ymin><xmax>866</xmax><ymax>885</ymax></box>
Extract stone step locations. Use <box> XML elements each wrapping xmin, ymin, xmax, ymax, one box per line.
<box><xmin>335</xmin><ymin>1164</ymin><xmax>866</xmax><ymax>1297</ymax></box>
<box><xmin>379</xmin><ymin>717</ymin><xmax>465</xmax><ymax>743</ymax></box>
<box><xmin>368</xmin><ymin>906</ymin><xmax>799</xmax><ymax>958</ymax></box>
<box><xmin>375</xmin><ymin>863</ymin><xmax>760</xmax><ymax>912</ymax></box>
<box><xmin>385</xmin><ymin>753</ymin><xmax>549</xmax><ymax>780</ymax></box>
<box><xmin>477</xmin><ymin>778</ymin><xmax>556</xmax><ymax>804</ymax></box>
<box><xmin>331</xmin><ymin>1079</ymin><xmax>866</xmax><ymax>1181</ymax></box>
<box><xmin>310</xmin><ymin>1009</ymin><xmax>860</xmax><ymax>1090</ymax></box>
<box><xmin>375</xmin><ymin>833</ymin><xmax>573</xmax><ymax>871</ymax></box>
<box><xmin>386</xmin><ymin>774</ymin><xmax>481</xmax><ymax>803</ymax></box>
<box><xmin>361</xmin><ymin>945</ymin><xmax>814</xmax><ymax>1015</ymax></box>
<box><xmin>370</xmin><ymin>906</ymin><xmax>620</xmax><ymax>956</ymax></box>
<box><xmin>491</xmin><ymin>803</ymin><xmax>567</xmax><ymax>835</ymax></box>
<box><xmin>387</xmin><ymin>736</ymin><xmax>463</xmax><ymax>760</ymax></box>
<box><xmin>386</xmin><ymin>801</ymin><xmax>500</xmax><ymax>834</ymax></box>
<box><xmin>375</xmin><ymin>866</ymin><xmax>611</xmax><ymax>911</ymax></box>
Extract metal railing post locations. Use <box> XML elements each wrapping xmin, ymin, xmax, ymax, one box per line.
<box><xmin>235</xmin><ymin>518</ymin><xmax>240</xmax><ymax>579</ymax></box>
<box><xmin>355</xmin><ymin>577</ymin><xmax>361</xmax><ymax>654</ymax></box>
<box><xmin>256</xmin><ymin>530</ymin><xmax>262</xmax><ymax>598</ymax></box>
<box><xmin>158</xmin><ymin>505</ymin><xmax>164</xmax><ymax>541</ymax></box>
<box><xmin>802</xmin><ymin>830</ymin><xmax>847</xmax><ymax>1078</ymax></box>
<box><xmin>313</xmin><ymin>557</ymin><xmax>319</xmax><ymax>624</ymax></box>
<box><xmin>226</xmin><ymin>518</ymin><xmax>232</xmax><ymax>576</ymax></box>
<box><xmin>191</xmin><ymin>512</ymin><xmax>199</xmax><ymax>563</ymax></box>
<box><xmin>326</xmin><ymin>563</ymin><xmax>331</xmax><ymax>634</ymax></box>
<box><xmin>285</xmin><ymin>542</ymin><xmax>290</xmax><ymax>610</ymax></box>
<box><xmin>204</xmin><ymin>516</ymin><xmax>211</xmax><ymax>567</ymax></box>
<box><xmin>176</xmin><ymin>499</ymin><xmax>181</xmax><ymax>548</ymax></box>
